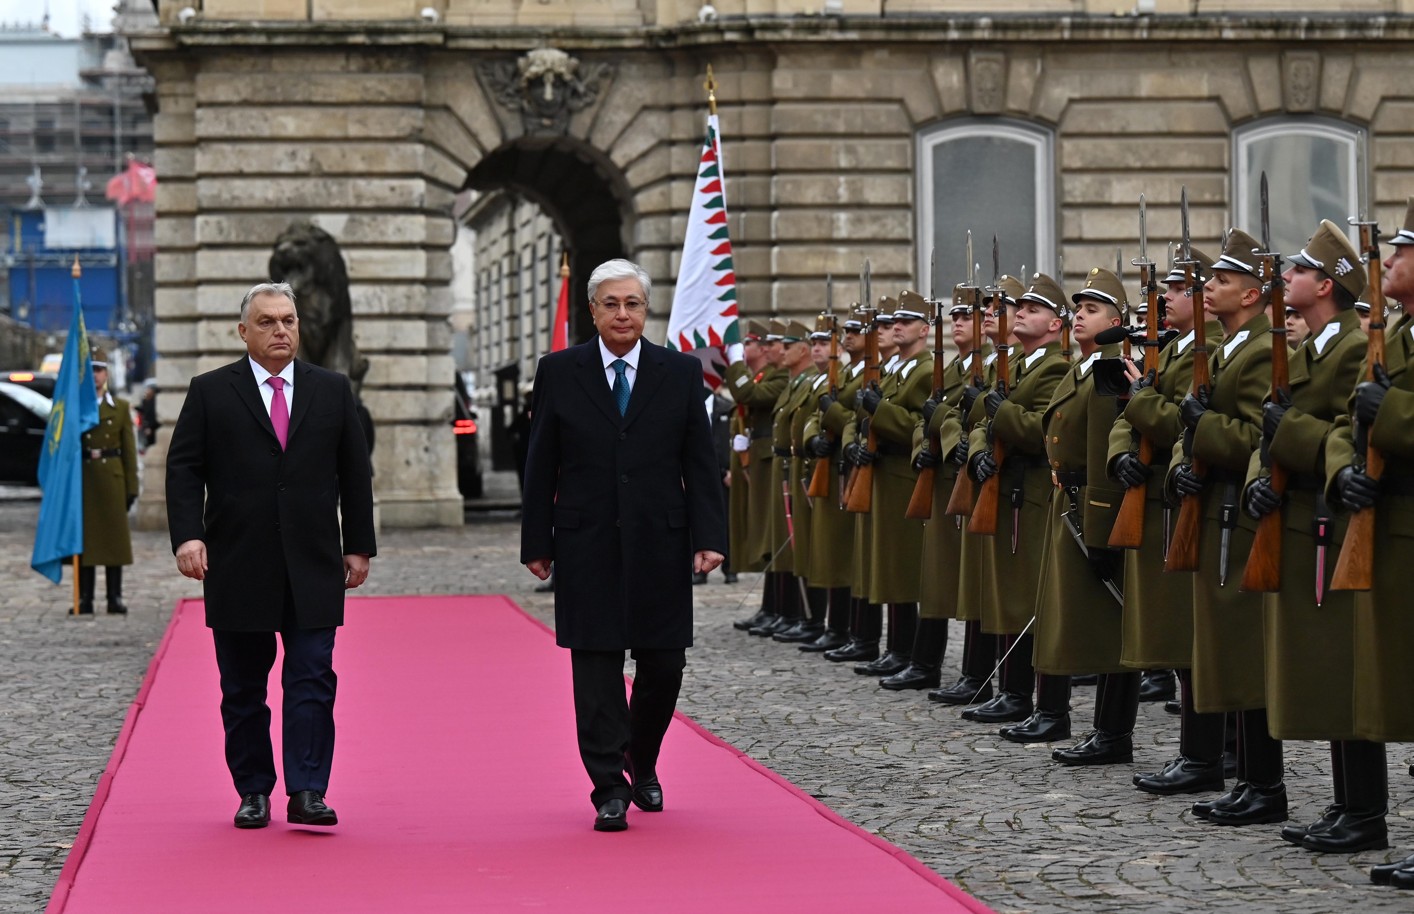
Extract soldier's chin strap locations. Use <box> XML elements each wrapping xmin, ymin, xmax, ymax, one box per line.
<box><xmin>725</xmin><ymin>536</ymin><xmax>794</xmax><ymax>619</ymax></box>
<box><xmin>966</xmin><ymin>613</ymin><xmax>1036</xmax><ymax>705</ymax></box>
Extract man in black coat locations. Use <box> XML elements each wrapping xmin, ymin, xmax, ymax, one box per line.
<box><xmin>521</xmin><ymin>258</ymin><xmax>727</xmax><ymax>832</ymax></box>
<box><xmin>166</xmin><ymin>281</ymin><xmax>376</xmax><ymax>830</ymax></box>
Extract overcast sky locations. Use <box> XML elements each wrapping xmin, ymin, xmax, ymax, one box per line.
<box><xmin>0</xmin><ymin>0</ymin><xmax>116</xmax><ymax>37</ymax></box>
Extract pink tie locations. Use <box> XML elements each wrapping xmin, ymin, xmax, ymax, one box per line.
<box><xmin>266</xmin><ymin>376</ymin><xmax>289</xmax><ymax>450</ymax></box>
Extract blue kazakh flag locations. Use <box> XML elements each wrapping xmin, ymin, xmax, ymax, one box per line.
<box><xmin>31</xmin><ymin>292</ymin><xmax>100</xmax><ymax>583</ymax></box>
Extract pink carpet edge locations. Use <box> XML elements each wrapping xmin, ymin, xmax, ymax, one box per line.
<box><xmin>46</xmin><ymin>592</ymin><xmax>994</xmax><ymax>914</ymax></box>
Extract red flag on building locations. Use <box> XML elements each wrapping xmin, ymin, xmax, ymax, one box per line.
<box><xmin>551</xmin><ymin>252</ymin><xmax>571</xmax><ymax>352</ymax></box>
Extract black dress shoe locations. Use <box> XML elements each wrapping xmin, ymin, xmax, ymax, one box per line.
<box><xmin>747</xmin><ymin>614</ymin><xmax>783</xmax><ymax>636</ymax></box>
<box><xmin>287</xmin><ymin>790</ymin><xmax>338</xmax><ymax>826</ymax></box>
<box><xmin>630</xmin><ymin>775</ymin><xmax>664</xmax><ymax>813</ymax></box>
<box><xmin>824</xmin><ymin>640</ymin><xmax>879</xmax><ymax>663</ymax></box>
<box><xmin>799</xmin><ymin>630</ymin><xmax>850</xmax><ymax>653</ymax></box>
<box><xmin>929</xmin><ymin>677</ymin><xmax>992</xmax><ymax>706</ymax></box>
<box><xmin>1207</xmin><ymin>784</ymin><xmax>1288</xmax><ymax>826</ymax></box>
<box><xmin>594</xmin><ymin>798</ymin><xmax>629</xmax><ymax>832</ymax></box>
<box><xmin>1000</xmin><ymin>710</ymin><xmax>1071</xmax><ymax>744</ymax></box>
<box><xmin>1370</xmin><ymin>852</ymin><xmax>1414</xmax><ymax>885</ymax></box>
<box><xmin>1163</xmin><ymin>699</ymin><xmax>1181</xmax><ymax>715</ymax></box>
<box><xmin>1138</xmin><ymin>669</ymin><xmax>1176</xmax><ymax>702</ymax></box>
<box><xmin>855</xmin><ymin>651</ymin><xmax>909</xmax><ymax>676</ymax></box>
<box><xmin>722</xmin><ymin>573</ymin><xmax>739</xmax><ymax>584</ymax></box>
<box><xmin>106</xmin><ymin>597</ymin><xmax>129</xmax><ymax>615</ymax></box>
<box><xmin>879</xmin><ymin>664</ymin><xmax>942</xmax><ymax>691</ymax></box>
<box><xmin>692</xmin><ymin>572</ymin><xmax>708</xmax><ymax>585</ymax></box>
<box><xmin>77</xmin><ymin>600</ymin><xmax>94</xmax><ymax>615</ymax></box>
<box><xmin>1192</xmin><ymin>783</ymin><xmax>1249</xmax><ymax>820</ymax></box>
<box><xmin>234</xmin><ymin>793</ymin><xmax>270</xmax><ymax>829</ymax></box>
<box><xmin>1391</xmin><ymin>866</ymin><xmax>1414</xmax><ymax>890</ymax></box>
<box><xmin>774</xmin><ymin>622</ymin><xmax>825</xmax><ymax>643</ymax></box>
<box><xmin>1134</xmin><ymin>758</ymin><xmax>1225</xmax><ymax>796</ymax></box>
<box><xmin>1281</xmin><ymin>804</ymin><xmax>1345</xmax><ymax>845</ymax></box>
<box><xmin>734</xmin><ymin>609</ymin><xmax>771</xmax><ymax>631</ymax></box>
<box><xmin>1302</xmin><ymin>810</ymin><xmax>1388</xmax><ymax>853</ymax></box>
<box><xmin>1052</xmin><ymin>729</ymin><xmax>1133</xmax><ymax>765</ymax></box>
<box><xmin>961</xmin><ymin>691</ymin><xmax>1032</xmax><ymax>723</ymax></box>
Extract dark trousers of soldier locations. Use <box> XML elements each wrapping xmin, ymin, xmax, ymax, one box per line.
<box><xmin>1193</xmin><ymin>708</ymin><xmax>1285</xmax><ymax>826</ymax></box>
<box><xmin>855</xmin><ymin>603</ymin><xmax>918</xmax><ymax>676</ymax></box>
<box><xmin>1092</xmin><ymin>672</ymin><xmax>1141</xmax><ymax>735</ymax></box>
<box><xmin>1134</xmin><ymin>668</ymin><xmax>1227</xmax><ymax>795</ymax></box>
<box><xmin>800</xmin><ymin>586</ymin><xmax>854</xmax><ymax>653</ymax></box>
<box><xmin>930</xmin><ymin>620</ymin><xmax>999</xmax><ymax>705</ymax></box>
<box><xmin>77</xmin><ymin>564</ymin><xmax>128</xmax><ymax>615</ymax></box>
<box><xmin>1287</xmin><ymin>740</ymin><xmax>1388</xmax><ymax>852</ymax></box>
<box><xmin>749</xmin><ymin>572</ymin><xmax>805</xmax><ymax>636</ymax></box>
<box><xmin>772</xmin><ymin>585</ymin><xmax>828</xmax><ymax>643</ymax></box>
<box><xmin>878</xmin><ymin>614</ymin><xmax>949</xmax><ymax>690</ymax></box>
<box><xmin>824</xmin><ymin>598</ymin><xmax>883</xmax><ymax>663</ymax></box>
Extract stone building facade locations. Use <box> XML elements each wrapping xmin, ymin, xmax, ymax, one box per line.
<box><xmin>128</xmin><ymin>1</ymin><xmax>1414</xmax><ymax>527</ymax></box>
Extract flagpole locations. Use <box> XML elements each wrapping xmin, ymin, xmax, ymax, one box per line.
<box><xmin>71</xmin><ymin>256</ymin><xmax>82</xmax><ymax>617</ymax></box>
<box><xmin>704</xmin><ymin>64</ymin><xmax>717</xmax><ymax>117</ymax></box>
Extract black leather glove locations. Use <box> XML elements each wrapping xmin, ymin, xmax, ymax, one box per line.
<box><xmin>818</xmin><ymin>391</ymin><xmax>837</xmax><ymax>413</ymax></box>
<box><xmin>1335</xmin><ymin>465</ymin><xmax>1379</xmax><ymax>511</ymax></box>
<box><xmin>971</xmin><ymin>449</ymin><xmax>998</xmax><ymax>483</ymax></box>
<box><xmin>960</xmin><ymin>384</ymin><xmax>984</xmax><ymax>415</ymax></box>
<box><xmin>1261</xmin><ymin>389</ymin><xmax>1292</xmax><ymax>442</ymax></box>
<box><xmin>1113</xmin><ymin>452</ymin><xmax>1151</xmax><ymax>489</ymax></box>
<box><xmin>806</xmin><ymin>435</ymin><xmax>834</xmax><ymax>458</ymax></box>
<box><xmin>1354</xmin><ymin>363</ymin><xmax>1392</xmax><ymax>426</ymax></box>
<box><xmin>860</xmin><ymin>382</ymin><xmax>882</xmax><ymax>415</ymax></box>
<box><xmin>1244</xmin><ymin>476</ymin><xmax>1283</xmax><ymax>519</ymax></box>
<box><xmin>855</xmin><ymin>445</ymin><xmax>877</xmax><ymax>466</ymax></box>
<box><xmin>1128</xmin><ymin>370</ymin><xmax>1155</xmax><ymax>399</ymax></box>
<box><xmin>126</xmin><ymin>494</ymin><xmax>137</xmax><ymax>511</ymax></box>
<box><xmin>921</xmin><ymin>397</ymin><xmax>940</xmax><ymax>425</ymax></box>
<box><xmin>913</xmin><ymin>446</ymin><xmax>941</xmax><ymax>471</ymax></box>
<box><xmin>950</xmin><ymin>436</ymin><xmax>970</xmax><ymax>466</ymax></box>
<box><xmin>983</xmin><ymin>388</ymin><xmax>1006</xmax><ymax>419</ymax></box>
<box><xmin>1172</xmin><ymin>462</ymin><xmax>1205</xmax><ymax>497</ymax></box>
<box><xmin>1178</xmin><ymin>385</ymin><xmax>1209</xmax><ymax>432</ymax></box>
<box><xmin>843</xmin><ymin>442</ymin><xmax>863</xmax><ymax>467</ymax></box>
<box><xmin>1087</xmin><ymin>547</ymin><xmax>1123</xmax><ymax>585</ymax></box>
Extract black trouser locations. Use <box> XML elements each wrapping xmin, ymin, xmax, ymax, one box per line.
<box><xmin>212</xmin><ymin>625</ymin><xmax>338</xmax><ymax>798</ymax></box>
<box><xmin>570</xmin><ymin>648</ymin><xmax>686</xmax><ymax>808</ymax></box>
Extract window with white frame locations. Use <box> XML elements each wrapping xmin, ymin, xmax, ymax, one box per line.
<box><xmin>917</xmin><ymin>119</ymin><xmax>1055</xmax><ymax>291</ymax></box>
<box><xmin>1234</xmin><ymin>117</ymin><xmax>1363</xmax><ymax>259</ymax></box>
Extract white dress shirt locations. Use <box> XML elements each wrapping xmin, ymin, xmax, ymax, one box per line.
<box><xmin>249</xmin><ymin>356</ymin><xmax>295</xmax><ymax>417</ymax></box>
<box><xmin>599</xmin><ymin>337</ymin><xmax>641</xmax><ymax>393</ymax></box>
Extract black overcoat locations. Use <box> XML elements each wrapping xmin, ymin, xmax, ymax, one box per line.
<box><xmin>165</xmin><ymin>357</ymin><xmax>377</xmax><ymax>631</ymax></box>
<box><xmin>520</xmin><ymin>337</ymin><xmax>728</xmax><ymax>651</ymax></box>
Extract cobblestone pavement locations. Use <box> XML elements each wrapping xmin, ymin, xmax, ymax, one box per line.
<box><xmin>1</xmin><ymin>489</ymin><xmax>1410</xmax><ymax>913</ymax></box>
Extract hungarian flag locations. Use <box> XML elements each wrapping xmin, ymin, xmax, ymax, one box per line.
<box><xmin>665</xmin><ymin>112</ymin><xmax>739</xmax><ymax>389</ymax></box>
<box><xmin>104</xmin><ymin>157</ymin><xmax>157</xmax><ymax>207</ymax></box>
<box><xmin>551</xmin><ymin>256</ymin><xmax>571</xmax><ymax>352</ymax></box>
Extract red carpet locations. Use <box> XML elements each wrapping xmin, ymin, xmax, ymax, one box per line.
<box><xmin>47</xmin><ymin>595</ymin><xmax>991</xmax><ymax>914</ymax></box>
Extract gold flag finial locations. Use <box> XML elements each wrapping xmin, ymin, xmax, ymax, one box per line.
<box><xmin>71</xmin><ymin>255</ymin><xmax>81</xmax><ymax>279</ymax></box>
<box><xmin>704</xmin><ymin>64</ymin><xmax>718</xmax><ymax>116</ymax></box>
<box><xmin>559</xmin><ymin>250</ymin><xmax>569</xmax><ymax>278</ymax></box>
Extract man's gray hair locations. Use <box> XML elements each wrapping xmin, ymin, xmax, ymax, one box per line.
<box><xmin>587</xmin><ymin>259</ymin><xmax>652</xmax><ymax>304</ymax></box>
<box><xmin>240</xmin><ymin>281</ymin><xmax>298</xmax><ymax>323</ymax></box>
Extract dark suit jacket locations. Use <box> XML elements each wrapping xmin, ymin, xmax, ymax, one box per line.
<box><xmin>520</xmin><ymin>337</ymin><xmax>727</xmax><ymax>650</ymax></box>
<box><xmin>166</xmin><ymin>357</ymin><xmax>376</xmax><ymax>631</ymax></box>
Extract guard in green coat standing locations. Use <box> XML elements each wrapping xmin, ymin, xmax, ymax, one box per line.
<box><xmin>79</xmin><ymin>348</ymin><xmax>139</xmax><ymax>615</ymax></box>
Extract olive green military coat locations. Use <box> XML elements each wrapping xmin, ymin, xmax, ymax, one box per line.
<box><xmin>953</xmin><ymin>352</ymin><xmax>1000</xmax><ymax>623</ymax></box>
<box><xmin>1110</xmin><ymin>323</ymin><xmax>1222</xmax><ymax>670</ymax></box>
<box><xmin>972</xmin><ymin>342</ymin><xmax>1069</xmax><ymax>635</ymax></box>
<box><xmin>81</xmin><ymin>395</ymin><xmax>139</xmax><ymax>567</ymax></box>
<box><xmin>1168</xmin><ymin>311</ymin><xmax>1271</xmax><ymax>714</ymax></box>
<box><xmin>724</xmin><ymin>362</ymin><xmax>788</xmax><ymax>570</ymax></box>
<box><xmin>914</xmin><ymin>351</ymin><xmax>980</xmax><ymax>620</ymax></box>
<box><xmin>1325</xmin><ymin>311</ymin><xmax>1414</xmax><ymax>742</ymax></box>
<box><xmin>806</xmin><ymin>361</ymin><xmax>866</xmax><ymax>590</ymax></box>
<box><xmin>767</xmin><ymin>367</ymin><xmax>819</xmax><ymax>573</ymax></box>
<box><xmin>866</xmin><ymin>351</ymin><xmax>932</xmax><ymax>604</ymax></box>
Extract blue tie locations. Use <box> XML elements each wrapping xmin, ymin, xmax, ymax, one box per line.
<box><xmin>612</xmin><ymin>358</ymin><xmax>630</xmax><ymax>416</ymax></box>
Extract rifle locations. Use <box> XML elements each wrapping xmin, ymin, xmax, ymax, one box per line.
<box><xmin>1241</xmin><ymin>173</ymin><xmax>1289</xmax><ymax>592</ymax></box>
<box><xmin>1165</xmin><ymin>186</ymin><xmax>1208</xmax><ymax>573</ymax></box>
<box><xmin>1331</xmin><ymin>209</ymin><xmax>1388</xmax><ymax>591</ymax></box>
<box><xmin>968</xmin><ymin>271</ymin><xmax>1010</xmax><ymax>537</ymax></box>
<box><xmin>842</xmin><ymin>260</ymin><xmax>875</xmax><ymax>511</ymax></box>
<box><xmin>844</xmin><ymin>298</ymin><xmax>880</xmax><ymax>513</ymax></box>
<box><xmin>944</xmin><ymin>247</ymin><xmax>990</xmax><ymax>518</ymax></box>
<box><xmin>906</xmin><ymin>248</ymin><xmax>945</xmax><ymax>519</ymax></box>
<box><xmin>1110</xmin><ymin>194</ymin><xmax>1158</xmax><ymax>549</ymax></box>
<box><xmin>806</xmin><ymin>276</ymin><xmax>838</xmax><ymax>499</ymax></box>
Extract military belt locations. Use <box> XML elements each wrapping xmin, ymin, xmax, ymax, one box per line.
<box><xmin>83</xmin><ymin>448</ymin><xmax>123</xmax><ymax>461</ymax></box>
<box><xmin>1051</xmin><ymin>469</ymin><xmax>1086</xmax><ymax>490</ymax></box>
<box><xmin>749</xmin><ymin>427</ymin><xmax>773</xmax><ymax>440</ymax></box>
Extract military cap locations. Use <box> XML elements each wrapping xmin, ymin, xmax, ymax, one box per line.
<box><xmin>743</xmin><ymin>319</ymin><xmax>769</xmax><ymax>341</ymax></box>
<box><xmin>874</xmin><ymin>296</ymin><xmax>898</xmax><ymax>323</ymax></box>
<box><xmin>1163</xmin><ymin>246</ymin><xmax>1215</xmax><ymax>284</ymax></box>
<box><xmin>766</xmin><ymin>318</ymin><xmax>789</xmax><ymax>341</ymax></box>
<box><xmin>1211</xmin><ymin>229</ymin><xmax>1263</xmax><ymax>279</ymax></box>
<box><xmin>1391</xmin><ymin>197</ymin><xmax>1414</xmax><ymax>246</ymax></box>
<box><xmin>90</xmin><ymin>346</ymin><xmax>108</xmax><ymax>368</ymax></box>
<box><xmin>950</xmin><ymin>282</ymin><xmax>974</xmax><ymax>316</ymax></box>
<box><xmin>1288</xmin><ymin>219</ymin><xmax>1367</xmax><ymax>300</ymax></box>
<box><xmin>810</xmin><ymin>313</ymin><xmax>836</xmax><ymax>340</ymax></box>
<box><xmin>1020</xmin><ymin>272</ymin><xmax>1067</xmax><ymax>316</ymax></box>
<box><xmin>894</xmin><ymin>290</ymin><xmax>928</xmax><ymax>322</ymax></box>
<box><xmin>844</xmin><ymin>307</ymin><xmax>866</xmax><ymax>331</ymax></box>
<box><xmin>1072</xmin><ymin>267</ymin><xmax>1129</xmax><ymax>314</ymax></box>
<box><xmin>983</xmin><ymin>274</ymin><xmax>1026</xmax><ymax>305</ymax></box>
<box><xmin>1134</xmin><ymin>300</ymin><xmax>1149</xmax><ymax>314</ymax></box>
<box><xmin>781</xmin><ymin>320</ymin><xmax>811</xmax><ymax>342</ymax></box>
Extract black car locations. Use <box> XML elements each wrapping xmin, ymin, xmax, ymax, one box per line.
<box><xmin>0</xmin><ymin>381</ymin><xmax>53</xmax><ymax>487</ymax></box>
<box><xmin>453</xmin><ymin>372</ymin><xmax>483</xmax><ymax>499</ymax></box>
<box><xmin>2</xmin><ymin>371</ymin><xmax>57</xmax><ymax>400</ymax></box>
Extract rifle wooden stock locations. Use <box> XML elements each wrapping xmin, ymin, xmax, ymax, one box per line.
<box><xmin>1240</xmin><ymin>254</ymin><xmax>1289</xmax><ymax>593</ymax></box>
<box><xmin>967</xmin><ymin>440</ymin><xmax>1004</xmax><ymax>535</ymax></box>
<box><xmin>1109</xmin><ymin>261</ymin><xmax>1162</xmax><ymax>550</ymax></box>
<box><xmin>808</xmin><ymin>314</ymin><xmax>842</xmax><ymax>499</ymax></box>
<box><xmin>905</xmin><ymin>464</ymin><xmax>935</xmax><ymax>519</ymax></box>
<box><xmin>1164</xmin><ymin>263</ymin><xmax>1209</xmax><ymax>573</ymax></box>
<box><xmin>1332</xmin><ymin>227</ymin><xmax>1388</xmax><ymax>592</ymax></box>
<box><xmin>806</xmin><ymin>452</ymin><xmax>831</xmax><ymax>498</ymax></box>
<box><xmin>944</xmin><ymin>463</ymin><xmax>976</xmax><ymax>517</ymax></box>
<box><xmin>845</xmin><ymin>311</ymin><xmax>881</xmax><ymax>514</ymax></box>
<box><xmin>906</xmin><ymin>301</ymin><xmax>950</xmax><ymax>520</ymax></box>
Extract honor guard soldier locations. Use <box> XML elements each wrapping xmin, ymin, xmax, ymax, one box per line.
<box><xmin>1327</xmin><ymin>197</ymin><xmax>1414</xmax><ymax>888</ymax></box>
<box><xmin>1167</xmin><ymin>228</ymin><xmax>1284</xmax><ymax>826</ymax></box>
<box><xmin>1034</xmin><ymin>268</ymin><xmax>1138</xmax><ymax>761</ymax></box>
<box><xmin>961</xmin><ymin>274</ymin><xmax>1070</xmax><ymax>733</ymax></box>
<box><xmin>854</xmin><ymin>292</ymin><xmax>933</xmax><ymax>678</ymax></box>
<box><xmin>78</xmin><ymin>347</ymin><xmax>140</xmax><ymax>615</ymax></box>
<box><xmin>726</xmin><ymin>320</ymin><xmax>790</xmax><ymax>631</ymax></box>
<box><xmin>1244</xmin><ymin>220</ymin><xmax>1377</xmax><ymax>852</ymax></box>
<box><xmin>1114</xmin><ymin>247</ymin><xmax>1230</xmax><ymax>796</ymax></box>
<box><xmin>930</xmin><ymin>277</ymin><xmax>1022</xmax><ymax>705</ymax></box>
<box><xmin>800</xmin><ymin>314</ymin><xmax>856</xmax><ymax>653</ymax></box>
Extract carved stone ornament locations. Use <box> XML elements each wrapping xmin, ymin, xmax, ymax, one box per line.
<box><xmin>969</xmin><ymin>49</ymin><xmax>1007</xmax><ymax>115</ymax></box>
<box><xmin>480</xmin><ymin>48</ymin><xmax>614</xmax><ymax>136</ymax></box>
<box><xmin>1283</xmin><ymin>51</ymin><xmax>1320</xmax><ymax>113</ymax></box>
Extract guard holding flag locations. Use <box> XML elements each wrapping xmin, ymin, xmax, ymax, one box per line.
<box><xmin>78</xmin><ymin>347</ymin><xmax>139</xmax><ymax>614</ymax></box>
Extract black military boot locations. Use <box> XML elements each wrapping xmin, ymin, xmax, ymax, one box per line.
<box><xmin>1139</xmin><ymin>668</ymin><xmax>1176</xmax><ymax>702</ymax></box>
<box><xmin>734</xmin><ymin>570</ymin><xmax>778</xmax><ymax>631</ymax></box>
<box><xmin>775</xmin><ymin>586</ymin><xmax>827</xmax><ymax>643</ymax></box>
<box><xmin>930</xmin><ymin>621</ymin><xmax>994</xmax><ymax>705</ymax></box>
<box><xmin>1134</xmin><ymin>669</ymin><xmax>1224</xmax><ymax>795</ymax></box>
<box><xmin>963</xmin><ymin>633</ymin><xmax>1034</xmax><ymax>723</ymax></box>
<box><xmin>801</xmin><ymin>587</ymin><xmax>851</xmax><ymax>653</ymax></box>
<box><xmin>879</xmin><ymin>617</ymin><xmax>947</xmax><ymax>690</ymax></box>
<box><xmin>749</xmin><ymin>574</ymin><xmax>793</xmax><ymax>635</ymax></box>
<box><xmin>855</xmin><ymin>603</ymin><xmax>916</xmax><ymax>676</ymax></box>
<box><xmin>1053</xmin><ymin>671</ymin><xmax>1138</xmax><ymax>765</ymax></box>
<box><xmin>1283</xmin><ymin>741</ymin><xmax>1346</xmax><ymax>845</ymax></box>
<box><xmin>1208</xmin><ymin>708</ymin><xmax>1287</xmax><ymax>826</ymax></box>
<box><xmin>825</xmin><ymin>600</ymin><xmax>880</xmax><ymax>663</ymax></box>
<box><xmin>105</xmin><ymin>566</ymin><xmax>129</xmax><ymax>615</ymax></box>
<box><xmin>1000</xmin><ymin>673</ymin><xmax>1071</xmax><ymax>743</ymax></box>
<box><xmin>1303</xmin><ymin>740</ymin><xmax>1388</xmax><ymax>853</ymax></box>
<box><xmin>77</xmin><ymin>565</ymin><xmax>95</xmax><ymax>615</ymax></box>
